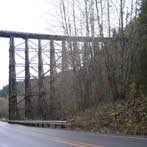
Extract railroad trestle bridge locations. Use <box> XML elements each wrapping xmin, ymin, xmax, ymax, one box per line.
<box><xmin>0</xmin><ymin>30</ymin><xmax>109</xmax><ymax>120</ymax></box>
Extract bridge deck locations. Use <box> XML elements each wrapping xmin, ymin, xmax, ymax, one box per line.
<box><xmin>0</xmin><ymin>30</ymin><xmax>108</xmax><ymax>41</ymax></box>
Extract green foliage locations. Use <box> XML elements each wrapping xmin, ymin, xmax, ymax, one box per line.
<box><xmin>16</xmin><ymin>82</ymin><xmax>24</xmax><ymax>94</ymax></box>
<box><xmin>0</xmin><ymin>85</ymin><xmax>8</xmax><ymax>97</ymax></box>
<box><xmin>124</xmin><ymin>0</ymin><xmax>147</xmax><ymax>93</ymax></box>
<box><xmin>137</xmin><ymin>0</ymin><xmax>147</xmax><ymax>89</ymax></box>
<box><xmin>0</xmin><ymin>82</ymin><xmax>24</xmax><ymax>97</ymax></box>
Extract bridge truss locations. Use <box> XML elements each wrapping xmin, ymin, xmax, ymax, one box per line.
<box><xmin>0</xmin><ymin>30</ymin><xmax>107</xmax><ymax>120</ymax></box>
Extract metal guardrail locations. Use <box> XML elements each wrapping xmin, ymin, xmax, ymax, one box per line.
<box><xmin>8</xmin><ymin>120</ymin><xmax>71</xmax><ymax>128</ymax></box>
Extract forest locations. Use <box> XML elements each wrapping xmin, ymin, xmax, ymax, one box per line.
<box><xmin>0</xmin><ymin>0</ymin><xmax>147</xmax><ymax>135</ymax></box>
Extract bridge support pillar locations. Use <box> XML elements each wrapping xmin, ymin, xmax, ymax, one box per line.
<box><xmin>9</xmin><ymin>37</ymin><xmax>17</xmax><ymax>120</ymax></box>
<box><xmin>25</xmin><ymin>38</ymin><xmax>32</xmax><ymax>118</ymax></box>
<box><xmin>62</xmin><ymin>41</ymin><xmax>68</xmax><ymax>71</ymax></box>
<box><xmin>38</xmin><ymin>39</ymin><xmax>46</xmax><ymax>119</ymax></box>
<box><xmin>50</xmin><ymin>40</ymin><xmax>56</xmax><ymax>119</ymax></box>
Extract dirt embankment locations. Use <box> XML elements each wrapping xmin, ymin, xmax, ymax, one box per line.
<box><xmin>73</xmin><ymin>96</ymin><xmax>147</xmax><ymax>136</ymax></box>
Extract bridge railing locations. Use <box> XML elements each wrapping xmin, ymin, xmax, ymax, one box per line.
<box><xmin>8</xmin><ymin>120</ymin><xmax>72</xmax><ymax>128</ymax></box>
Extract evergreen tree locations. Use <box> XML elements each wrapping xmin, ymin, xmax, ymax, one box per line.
<box><xmin>138</xmin><ymin>0</ymin><xmax>147</xmax><ymax>90</ymax></box>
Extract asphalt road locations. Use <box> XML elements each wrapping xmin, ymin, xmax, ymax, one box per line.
<box><xmin>0</xmin><ymin>121</ymin><xmax>147</xmax><ymax>147</ymax></box>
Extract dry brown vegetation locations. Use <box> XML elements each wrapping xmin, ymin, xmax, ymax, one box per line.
<box><xmin>73</xmin><ymin>95</ymin><xmax>147</xmax><ymax>135</ymax></box>
<box><xmin>0</xmin><ymin>97</ymin><xmax>8</xmax><ymax>118</ymax></box>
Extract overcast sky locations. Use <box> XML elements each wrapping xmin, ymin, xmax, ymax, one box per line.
<box><xmin>0</xmin><ymin>0</ymin><xmax>58</xmax><ymax>89</ymax></box>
